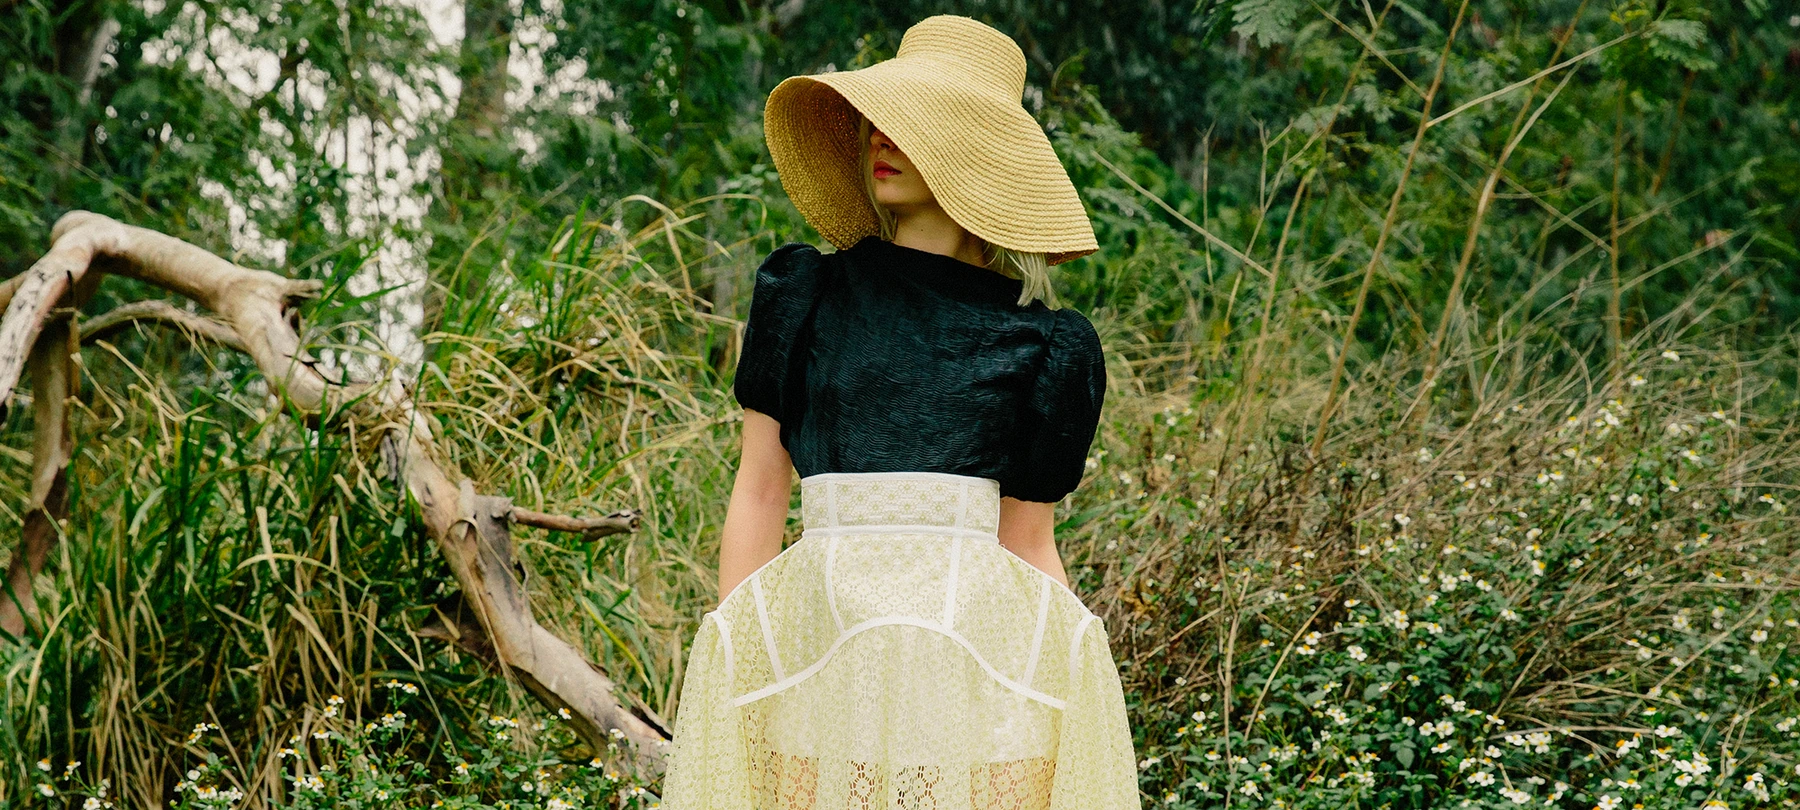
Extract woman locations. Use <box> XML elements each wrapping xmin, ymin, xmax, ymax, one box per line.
<box><xmin>659</xmin><ymin>15</ymin><xmax>1140</xmax><ymax>810</ymax></box>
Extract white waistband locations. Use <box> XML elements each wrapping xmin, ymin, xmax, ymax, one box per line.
<box><xmin>799</xmin><ymin>471</ymin><xmax>1002</xmax><ymax>533</ymax></box>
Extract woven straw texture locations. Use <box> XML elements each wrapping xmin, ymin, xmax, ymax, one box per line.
<box><xmin>763</xmin><ymin>15</ymin><xmax>1099</xmax><ymax>266</ymax></box>
<box><xmin>659</xmin><ymin>472</ymin><xmax>1141</xmax><ymax>810</ymax></box>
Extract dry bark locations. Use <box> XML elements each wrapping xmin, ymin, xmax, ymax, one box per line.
<box><xmin>0</xmin><ymin>211</ymin><xmax>669</xmax><ymax>772</ymax></box>
<box><xmin>0</xmin><ymin>314</ymin><xmax>75</xmax><ymax>636</ymax></box>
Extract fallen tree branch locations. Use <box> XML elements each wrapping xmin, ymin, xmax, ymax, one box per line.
<box><xmin>0</xmin><ymin>214</ymin><xmax>123</xmax><ymax>407</ymax></box>
<box><xmin>80</xmin><ymin>299</ymin><xmax>244</xmax><ymax>350</ymax></box>
<box><xmin>0</xmin><ymin>211</ymin><xmax>670</xmax><ymax>773</ymax></box>
<box><xmin>511</xmin><ymin>507</ymin><xmax>641</xmax><ymax>537</ymax></box>
<box><xmin>418</xmin><ymin>503</ymin><xmax>673</xmax><ymax>742</ymax></box>
<box><xmin>0</xmin><ymin>314</ymin><xmax>76</xmax><ymax>637</ymax></box>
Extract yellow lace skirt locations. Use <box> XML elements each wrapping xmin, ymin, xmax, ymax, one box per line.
<box><xmin>660</xmin><ymin>472</ymin><xmax>1141</xmax><ymax>810</ymax></box>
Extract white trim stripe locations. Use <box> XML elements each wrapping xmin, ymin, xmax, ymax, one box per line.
<box><xmin>752</xmin><ymin>577</ymin><xmax>786</xmax><ymax>680</ymax></box>
<box><xmin>730</xmin><ymin>615</ymin><xmax>1067</xmax><ymax>711</ymax></box>
<box><xmin>1068</xmin><ymin>614</ymin><xmax>1098</xmax><ymax>691</ymax></box>
<box><xmin>825</xmin><ymin>536</ymin><xmax>845</xmax><ymax>632</ymax></box>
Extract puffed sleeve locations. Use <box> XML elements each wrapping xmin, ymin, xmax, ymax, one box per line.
<box><xmin>733</xmin><ymin>243</ymin><xmax>828</xmax><ymax>425</ymax></box>
<box><xmin>1006</xmin><ymin>310</ymin><xmax>1106</xmax><ymax>503</ymax></box>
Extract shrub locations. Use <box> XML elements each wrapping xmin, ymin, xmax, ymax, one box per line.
<box><xmin>1089</xmin><ymin>350</ymin><xmax>1800</xmax><ymax>809</ymax></box>
<box><xmin>28</xmin><ymin>683</ymin><xmax>661</xmax><ymax>810</ymax></box>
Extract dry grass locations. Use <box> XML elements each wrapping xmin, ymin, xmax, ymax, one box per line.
<box><xmin>0</xmin><ymin>187</ymin><xmax>1795</xmax><ymax>807</ymax></box>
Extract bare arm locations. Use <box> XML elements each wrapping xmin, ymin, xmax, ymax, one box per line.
<box><xmin>997</xmin><ymin>497</ymin><xmax>1070</xmax><ymax>589</ymax></box>
<box><xmin>716</xmin><ymin>409</ymin><xmax>795</xmax><ymax>605</ymax></box>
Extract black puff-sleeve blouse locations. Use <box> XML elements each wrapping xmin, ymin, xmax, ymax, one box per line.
<box><xmin>733</xmin><ymin>236</ymin><xmax>1105</xmax><ymax>503</ymax></box>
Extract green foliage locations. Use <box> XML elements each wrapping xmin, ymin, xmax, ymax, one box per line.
<box><xmin>1233</xmin><ymin>0</ymin><xmax>1309</xmax><ymax>47</ymax></box>
<box><xmin>4</xmin><ymin>0</ymin><xmax>1800</xmax><ymax>807</ymax></box>
<box><xmin>0</xmin><ymin>204</ymin><xmax>756</xmax><ymax>805</ymax></box>
<box><xmin>27</xmin><ymin>687</ymin><xmax>661</xmax><ymax>809</ymax></box>
<box><xmin>1080</xmin><ymin>340</ymin><xmax>1800</xmax><ymax>809</ymax></box>
<box><xmin>0</xmin><ymin>0</ymin><xmax>446</xmax><ymax>282</ymax></box>
<box><xmin>8</xmin><ymin>0</ymin><xmax>1798</xmax><ymax>347</ymax></box>
<box><xmin>244</xmin><ymin>690</ymin><xmax>658</xmax><ymax>810</ymax></box>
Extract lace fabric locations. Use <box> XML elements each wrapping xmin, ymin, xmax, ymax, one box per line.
<box><xmin>661</xmin><ymin>473</ymin><xmax>1140</xmax><ymax>810</ymax></box>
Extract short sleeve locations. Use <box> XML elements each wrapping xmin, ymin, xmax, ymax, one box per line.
<box><xmin>1005</xmin><ymin>310</ymin><xmax>1106</xmax><ymax>503</ymax></box>
<box><xmin>733</xmin><ymin>243</ymin><xmax>828</xmax><ymax>425</ymax></box>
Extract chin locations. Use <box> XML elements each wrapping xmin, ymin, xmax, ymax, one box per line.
<box><xmin>875</xmin><ymin>190</ymin><xmax>928</xmax><ymax>210</ymax></box>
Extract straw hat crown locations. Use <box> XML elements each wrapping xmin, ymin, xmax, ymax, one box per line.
<box><xmin>895</xmin><ymin>17</ymin><xmax>1027</xmax><ymax>103</ymax></box>
<box><xmin>764</xmin><ymin>15</ymin><xmax>1098</xmax><ymax>265</ymax></box>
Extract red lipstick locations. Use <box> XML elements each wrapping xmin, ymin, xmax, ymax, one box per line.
<box><xmin>872</xmin><ymin>159</ymin><xmax>900</xmax><ymax>179</ymax></box>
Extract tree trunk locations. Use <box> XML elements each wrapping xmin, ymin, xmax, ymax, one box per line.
<box><xmin>422</xmin><ymin>0</ymin><xmax>517</xmax><ymax>345</ymax></box>
<box><xmin>49</xmin><ymin>0</ymin><xmax>120</xmax><ymax>190</ymax></box>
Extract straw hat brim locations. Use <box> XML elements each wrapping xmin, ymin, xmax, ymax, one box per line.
<box><xmin>765</xmin><ymin>57</ymin><xmax>1098</xmax><ymax>266</ymax></box>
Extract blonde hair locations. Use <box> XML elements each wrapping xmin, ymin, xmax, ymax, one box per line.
<box><xmin>857</xmin><ymin>115</ymin><xmax>1058</xmax><ymax>309</ymax></box>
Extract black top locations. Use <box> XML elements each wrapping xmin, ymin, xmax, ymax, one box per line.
<box><xmin>733</xmin><ymin>236</ymin><xmax>1105</xmax><ymax>503</ymax></box>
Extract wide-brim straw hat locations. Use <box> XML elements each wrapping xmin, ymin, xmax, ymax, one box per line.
<box><xmin>763</xmin><ymin>15</ymin><xmax>1098</xmax><ymax>266</ymax></box>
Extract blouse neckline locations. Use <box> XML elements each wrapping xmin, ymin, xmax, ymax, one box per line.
<box><xmin>847</xmin><ymin>236</ymin><xmax>1026</xmax><ymax>304</ymax></box>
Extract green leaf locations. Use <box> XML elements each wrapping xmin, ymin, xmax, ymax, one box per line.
<box><xmin>1231</xmin><ymin>0</ymin><xmax>1306</xmax><ymax>46</ymax></box>
<box><xmin>1647</xmin><ymin>18</ymin><xmax>1717</xmax><ymax>70</ymax></box>
<box><xmin>1649</xmin><ymin>18</ymin><xmax>1707</xmax><ymax>47</ymax></box>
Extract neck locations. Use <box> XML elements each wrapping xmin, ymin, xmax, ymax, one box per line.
<box><xmin>890</xmin><ymin>204</ymin><xmax>988</xmax><ymax>268</ymax></box>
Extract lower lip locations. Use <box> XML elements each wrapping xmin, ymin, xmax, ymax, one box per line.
<box><xmin>874</xmin><ymin>168</ymin><xmax>900</xmax><ymax>179</ymax></box>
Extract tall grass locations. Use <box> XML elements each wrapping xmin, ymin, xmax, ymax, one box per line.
<box><xmin>2</xmin><ymin>148</ymin><xmax>1797</xmax><ymax>808</ymax></box>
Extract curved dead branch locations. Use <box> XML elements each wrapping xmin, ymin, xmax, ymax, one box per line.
<box><xmin>0</xmin><ymin>216</ymin><xmax>119</xmax><ymax>405</ymax></box>
<box><xmin>80</xmin><ymin>300</ymin><xmax>244</xmax><ymax>350</ymax></box>
<box><xmin>0</xmin><ymin>211</ymin><xmax>669</xmax><ymax>773</ymax></box>
<box><xmin>0</xmin><ymin>314</ymin><xmax>76</xmax><ymax>637</ymax></box>
<box><xmin>511</xmin><ymin>507</ymin><xmax>641</xmax><ymax>537</ymax></box>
